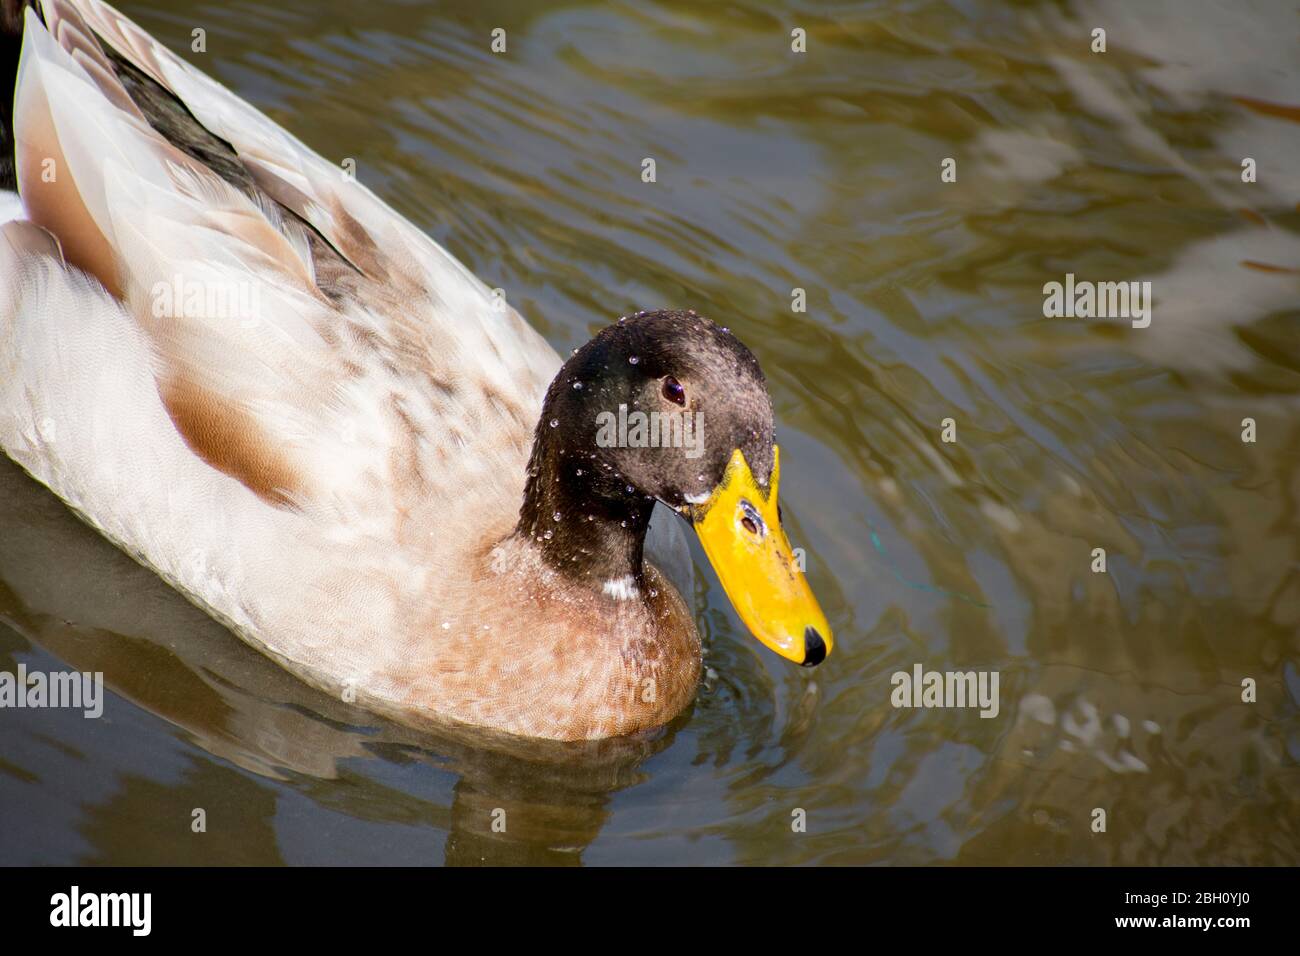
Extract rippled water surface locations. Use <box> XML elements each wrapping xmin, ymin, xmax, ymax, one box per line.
<box><xmin>2</xmin><ymin>0</ymin><xmax>1299</xmax><ymax>865</ymax></box>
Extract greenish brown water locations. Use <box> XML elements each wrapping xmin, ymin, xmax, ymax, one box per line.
<box><xmin>2</xmin><ymin>0</ymin><xmax>1298</xmax><ymax>865</ymax></box>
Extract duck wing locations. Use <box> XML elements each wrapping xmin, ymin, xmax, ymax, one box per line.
<box><xmin>11</xmin><ymin>0</ymin><xmax>559</xmax><ymax>521</ymax></box>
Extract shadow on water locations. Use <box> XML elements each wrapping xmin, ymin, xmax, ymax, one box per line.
<box><xmin>0</xmin><ymin>455</ymin><xmax>679</xmax><ymax>865</ymax></box>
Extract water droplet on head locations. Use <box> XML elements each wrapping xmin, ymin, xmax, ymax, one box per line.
<box><xmin>572</xmin><ymin>381</ymin><xmax>583</xmax><ymax>390</ymax></box>
<box><xmin>552</xmin><ymin>511</ymin><xmax>561</xmax><ymax>522</ymax></box>
<box><xmin>543</xmin><ymin>529</ymin><xmax>554</xmax><ymax>540</ymax></box>
<box><xmin>549</xmin><ymin>419</ymin><xmax>559</xmax><ymax>428</ymax></box>
<box><xmin>575</xmin><ymin>468</ymin><xmax>583</xmax><ymax>476</ymax></box>
<box><xmin>625</xmin><ymin>484</ymin><xmax>634</xmax><ymax>493</ymax></box>
<box><xmin>628</xmin><ymin>356</ymin><xmax>639</xmax><ymax>365</ymax></box>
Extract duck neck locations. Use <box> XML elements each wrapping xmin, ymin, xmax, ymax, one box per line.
<box><xmin>515</xmin><ymin>423</ymin><xmax>652</xmax><ymax>592</ymax></box>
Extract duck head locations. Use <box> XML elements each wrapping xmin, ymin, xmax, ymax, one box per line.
<box><xmin>517</xmin><ymin>309</ymin><xmax>833</xmax><ymax>667</ymax></box>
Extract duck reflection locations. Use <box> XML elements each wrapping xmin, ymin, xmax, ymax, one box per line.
<box><xmin>0</xmin><ymin>454</ymin><xmax>676</xmax><ymax>865</ymax></box>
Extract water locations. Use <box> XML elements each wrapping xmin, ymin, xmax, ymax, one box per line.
<box><xmin>2</xmin><ymin>0</ymin><xmax>1298</xmax><ymax>865</ymax></box>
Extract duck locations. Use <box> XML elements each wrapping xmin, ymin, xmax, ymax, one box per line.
<box><xmin>0</xmin><ymin>0</ymin><xmax>832</xmax><ymax>741</ymax></box>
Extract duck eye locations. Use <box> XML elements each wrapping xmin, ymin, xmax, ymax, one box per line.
<box><xmin>661</xmin><ymin>376</ymin><xmax>686</xmax><ymax>406</ymax></box>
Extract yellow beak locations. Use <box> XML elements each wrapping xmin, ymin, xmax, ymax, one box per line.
<box><xmin>689</xmin><ymin>446</ymin><xmax>833</xmax><ymax>666</ymax></box>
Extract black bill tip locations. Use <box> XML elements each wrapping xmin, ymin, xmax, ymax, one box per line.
<box><xmin>801</xmin><ymin>626</ymin><xmax>827</xmax><ymax>667</ymax></box>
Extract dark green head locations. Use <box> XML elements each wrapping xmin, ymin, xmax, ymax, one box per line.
<box><xmin>516</xmin><ymin>308</ymin><xmax>832</xmax><ymax>668</ymax></box>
